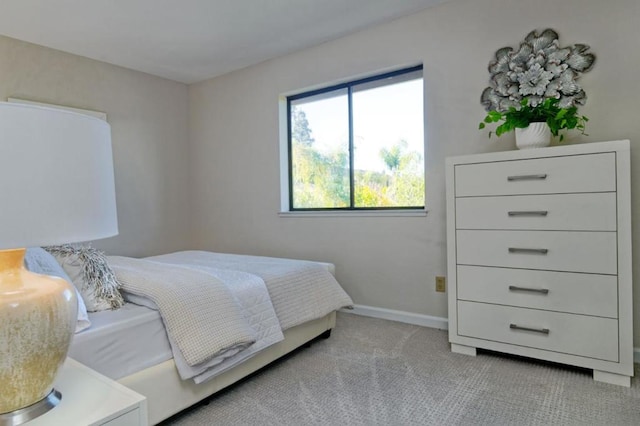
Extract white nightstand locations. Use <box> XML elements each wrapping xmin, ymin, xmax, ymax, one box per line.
<box><xmin>27</xmin><ymin>358</ymin><xmax>148</xmax><ymax>426</ymax></box>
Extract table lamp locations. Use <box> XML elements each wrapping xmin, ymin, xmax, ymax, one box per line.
<box><xmin>0</xmin><ymin>102</ymin><xmax>118</xmax><ymax>425</ymax></box>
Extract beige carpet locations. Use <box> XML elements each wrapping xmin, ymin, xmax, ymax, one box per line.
<box><xmin>163</xmin><ymin>312</ymin><xmax>640</xmax><ymax>425</ymax></box>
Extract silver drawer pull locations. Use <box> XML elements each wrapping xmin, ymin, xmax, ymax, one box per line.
<box><xmin>507</xmin><ymin>174</ymin><xmax>548</xmax><ymax>181</ymax></box>
<box><xmin>508</xmin><ymin>285</ymin><xmax>549</xmax><ymax>294</ymax></box>
<box><xmin>510</xmin><ymin>324</ymin><xmax>550</xmax><ymax>334</ymax></box>
<box><xmin>508</xmin><ymin>210</ymin><xmax>548</xmax><ymax>216</ymax></box>
<box><xmin>508</xmin><ymin>247</ymin><xmax>549</xmax><ymax>254</ymax></box>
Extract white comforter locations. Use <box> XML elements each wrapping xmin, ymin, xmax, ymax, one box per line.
<box><xmin>176</xmin><ymin>268</ymin><xmax>284</xmax><ymax>384</ymax></box>
<box><xmin>108</xmin><ymin>252</ymin><xmax>353</xmax><ymax>383</ymax></box>
<box><xmin>148</xmin><ymin>251</ymin><xmax>354</xmax><ymax>331</ymax></box>
<box><xmin>107</xmin><ymin>256</ymin><xmax>256</xmax><ymax>367</ymax></box>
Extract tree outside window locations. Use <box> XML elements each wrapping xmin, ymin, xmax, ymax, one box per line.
<box><xmin>288</xmin><ymin>66</ymin><xmax>424</xmax><ymax>210</ymax></box>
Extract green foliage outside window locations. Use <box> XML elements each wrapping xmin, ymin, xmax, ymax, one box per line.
<box><xmin>291</xmin><ymin>107</ymin><xmax>424</xmax><ymax>209</ymax></box>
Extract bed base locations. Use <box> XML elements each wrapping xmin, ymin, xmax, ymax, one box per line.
<box><xmin>118</xmin><ymin>311</ymin><xmax>336</xmax><ymax>425</ymax></box>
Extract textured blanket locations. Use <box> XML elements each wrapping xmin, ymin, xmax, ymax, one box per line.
<box><xmin>185</xmin><ymin>268</ymin><xmax>284</xmax><ymax>384</ymax></box>
<box><xmin>147</xmin><ymin>251</ymin><xmax>354</xmax><ymax>330</ymax></box>
<box><xmin>107</xmin><ymin>256</ymin><xmax>256</xmax><ymax>367</ymax></box>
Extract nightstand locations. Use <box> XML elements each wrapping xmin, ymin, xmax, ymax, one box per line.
<box><xmin>27</xmin><ymin>358</ymin><xmax>148</xmax><ymax>426</ymax></box>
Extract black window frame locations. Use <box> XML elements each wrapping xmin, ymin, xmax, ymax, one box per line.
<box><xmin>286</xmin><ymin>64</ymin><xmax>424</xmax><ymax>212</ymax></box>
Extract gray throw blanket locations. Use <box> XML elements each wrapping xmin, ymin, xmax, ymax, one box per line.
<box><xmin>147</xmin><ymin>251</ymin><xmax>354</xmax><ymax>330</ymax></box>
<box><xmin>107</xmin><ymin>256</ymin><xmax>256</xmax><ymax>367</ymax></box>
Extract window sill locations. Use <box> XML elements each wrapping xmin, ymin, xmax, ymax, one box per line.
<box><xmin>278</xmin><ymin>209</ymin><xmax>428</xmax><ymax>218</ymax></box>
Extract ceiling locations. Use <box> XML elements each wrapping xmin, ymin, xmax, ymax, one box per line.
<box><xmin>0</xmin><ymin>0</ymin><xmax>447</xmax><ymax>84</ymax></box>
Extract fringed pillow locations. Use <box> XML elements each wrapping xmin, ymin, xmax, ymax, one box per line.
<box><xmin>44</xmin><ymin>244</ymin><xmax>124</xmax><ymax>312</ymax></box>
<box><xmin>24</xmin><ymin>247</ymin><xmax>92</xmax><ymax>333</ymax></box>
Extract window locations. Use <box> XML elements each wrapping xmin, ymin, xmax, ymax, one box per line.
<box><xmin>286</xmin><ymin>65</ymin><xmax>424</xmax><ymax>211</ymax></box>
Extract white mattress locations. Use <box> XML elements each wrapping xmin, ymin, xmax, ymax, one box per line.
<box><xmin>68</xmin><ymin>303</ymin><xmax>173</xmax><ymax>380</ymax></box>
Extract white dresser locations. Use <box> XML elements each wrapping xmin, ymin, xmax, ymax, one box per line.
<box><xmin>445</xmin><ymin>140</ymin><xmax>633</xmax><ymax>386</ymax></box>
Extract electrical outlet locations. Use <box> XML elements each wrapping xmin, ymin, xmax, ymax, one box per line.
<box><xmin>435</xmin><ymin>276</ymin><xmax>446</xmax><ymax>292</ymax></box>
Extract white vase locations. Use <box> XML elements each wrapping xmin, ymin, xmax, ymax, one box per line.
<box><xmin>515</xmin><ymin>122</ymin><xmax>551</xmax><ymax>149</ymax></box>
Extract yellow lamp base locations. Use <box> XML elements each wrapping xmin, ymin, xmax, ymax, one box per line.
<box><xmin>0</xmin><ymin>249</ymin><xmax>77</xmax><ymax>419</ymax></box>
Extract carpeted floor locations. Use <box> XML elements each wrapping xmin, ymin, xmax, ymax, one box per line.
<box><xmin>162</xmin><ymin>312</ymin><xmax>640</xmax><ymax>425</ymax></box>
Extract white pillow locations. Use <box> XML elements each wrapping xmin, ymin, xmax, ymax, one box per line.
<box><xmin>24</xmin><ymin>247</ymin><xmax>91</xmax><ymax>333</ymax></box>
<box><xmin>44</xmin><ymin>245</ymin><xmax>124</xmax><ymax>312</ymax></box>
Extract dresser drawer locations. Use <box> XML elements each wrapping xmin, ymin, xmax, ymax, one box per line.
<box><xmin>454</xmin><ymin>153</ymin><xmax>616</xmax><ymax>197</ymax></box>
<box><xmin>457</xmin><ymin>265</ymin><xmax>617</xmax><ymax>318</ymax></box>
<box><xmin>457</xmin><ymin>301</ymin><xmax>619</xmax><ymax>361</ymax></box>
<box><xmin>456</xmin><ymin>230</ymin><xmax>617</xmax><ymax>274</ymax></box>
<box><xmin>455</xmin><ymin>193</ymin><xmax>616</xmax><ymax>231</ymax></box>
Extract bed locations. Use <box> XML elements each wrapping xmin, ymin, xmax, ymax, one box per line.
<box><xmin>118</xmin><ymin>311</ymin><xmax>334</xmax><ymax>424</ymax></box>
<box><xmin>62</xmin><ymin>250</ymin><xmax>352</xmax><ymax>425</ymax></box>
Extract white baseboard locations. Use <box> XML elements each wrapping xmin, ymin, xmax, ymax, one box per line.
<box><xmin>343</xmin><ymin>305</ymin><xmax>640</xmax><ymax>364</ymax></box>
<box><xmin>341</xmin><ymin>304</ymin><xmax>448</xmax><ymax>330</ymax></box>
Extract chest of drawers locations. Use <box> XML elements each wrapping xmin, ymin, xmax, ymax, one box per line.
<box><xmin>445</xmin><ymin>140</ymin><xmax>633</xmax><ymax>386</ymax></box>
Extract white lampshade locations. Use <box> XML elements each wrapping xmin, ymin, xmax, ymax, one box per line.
<box><xmin>0</xmin><ymin>102</ymin><xmax>118</xmax><ymax>249</ymax></box>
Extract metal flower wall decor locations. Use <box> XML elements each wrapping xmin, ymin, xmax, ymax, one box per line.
<box><xmin>481</xmin><ymin>29</ymin><xmax>595</xmax><ymax>112</ymax></box>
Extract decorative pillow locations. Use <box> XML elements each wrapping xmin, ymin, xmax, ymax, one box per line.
<box><xmin>24</xmin><ymin>247</ymin><xmax>91</xmax><ymax>333</ymax></box>
<box><xmin>44</xmin><ymin>244</ymin><xmax>125</xmax><ymax>312</ymax></box>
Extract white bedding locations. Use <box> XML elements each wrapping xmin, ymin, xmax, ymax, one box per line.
<box><xmin>108</xmin><ymin>256</ymin><xmax>257</xmax><ymax>368</ymax></box>
<box><xmin>147</xmin><ymin>251</ymin><xmax>353</xmax><ymax>331</ymax></box>
<box><xmin>184</xmin><ymin>268</ymin><xmax>284</xmax><ymax>384</ymax></box>
<box><xmin>68</xmin><ymin>303</ymin><xmax>172</xmax><ymax>380</ymax></box>
<box><xmin>72</xmin><ymin>252</ymin><xmax>352</xmax><ymax>385</ymax></box>
<box><xmin>124</xmin><ymin>267</ymin><xmax>285</xmax><ymax>383</ymax></box>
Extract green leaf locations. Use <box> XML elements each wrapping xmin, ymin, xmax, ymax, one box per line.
<box><xmin>478</xmin><ymin>96</ymin><xmax>588</xmax><ymax>142</ymax></box>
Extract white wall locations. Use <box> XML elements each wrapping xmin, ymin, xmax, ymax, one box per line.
<box><xmin>6</xmin><ymin>0</ymin><xmax>636</xmax><ymax>344</ymax></box>
<box><xmin>0</xmin><ymin>35</ymin><xmax>191</xmax><ymax>256</ymax></box>
<box><xmin>189</xmin><ymin>0</ymin><xmax>640</xmax><ymax>343</ymax></box>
